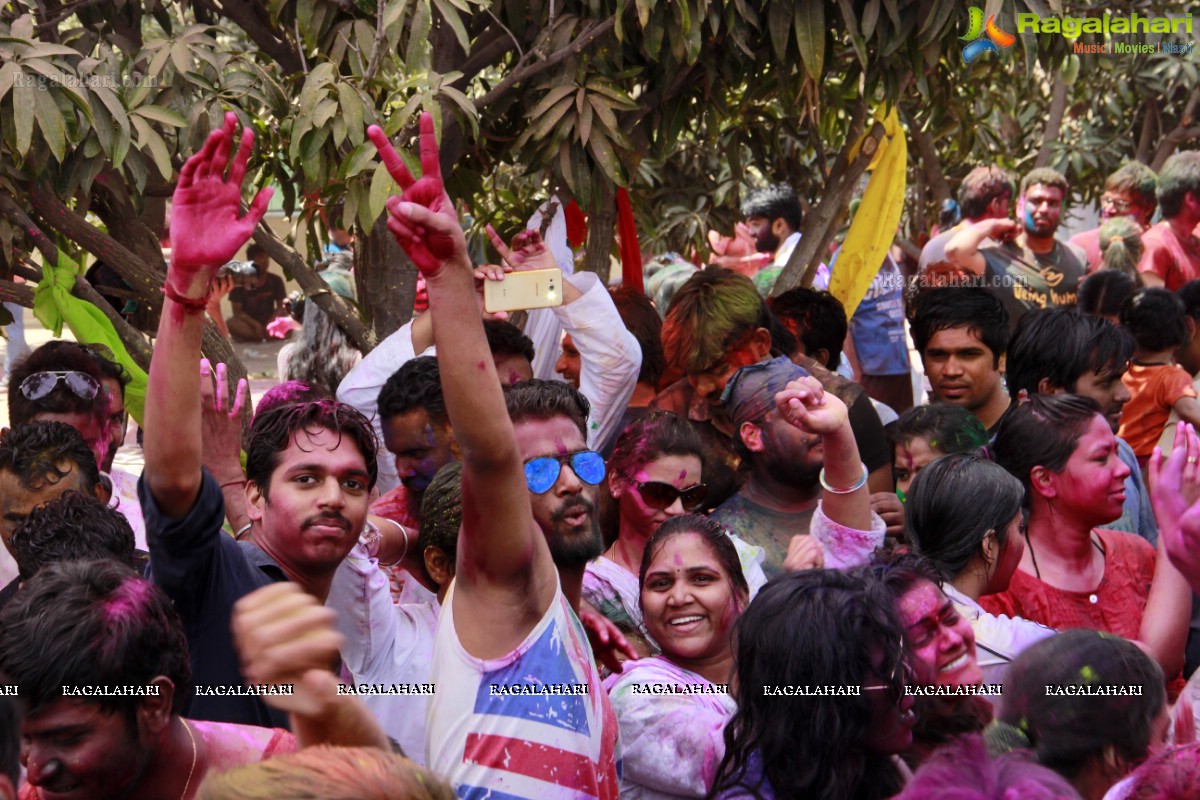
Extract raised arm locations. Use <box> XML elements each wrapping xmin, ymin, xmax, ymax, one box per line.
<box><xmin>369</xmin><ymin>115</ymin><xmax>553</xmax><ymax>657</ymax></box>
<box><xmin>774</xmin><ymin>376</ymin><xmax>871</xmax><ymax>531</ymax></box>
<box><xmin>1142</xmin><ymin>423</ymin><xmax>1200</xmax><ymax>676</ymax></box>
<box><xmin>144</xmin><ymin>113</ymin><xmax>271</xmax><ymax>516</ymax></box>
<box><xmin>944</xmin><ymin>218</ymin><xmax>1020</xmax><ymax>276</ymax></box>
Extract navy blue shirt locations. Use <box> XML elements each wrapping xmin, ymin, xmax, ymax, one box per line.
<box><xmin>140</xmin><ymin>469</ymin><xmax>289</xmax><ymax>729</ymax></box>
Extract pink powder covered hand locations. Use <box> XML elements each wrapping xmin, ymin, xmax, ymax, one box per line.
<box><xmin>485</xmin><ymin>225</ymin><xmax>558</xmax><ymax>272</ymax></box>
<box><xmin>367</xmin><ymin>113</ymin><xmax>466</xmax><ymax>277</ymax></box>
<box><xmin>170</xmin><ymin>112</ymin><xmax>273</xmax><ymax>292</ymax></box>
<box><xmin>266</xmin><ymin>316</ymin><xmax>301</xmax><ymax>339</ymax></box>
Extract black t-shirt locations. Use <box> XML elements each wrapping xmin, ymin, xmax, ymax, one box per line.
<box><xmin>230</xmin><ymin>273</ymin><xmax>286</xmax><ymax>325</ymax></box>
<box><xmin>141</xmin><ymin>469</ymin><xmax>290</xmax><ymax>729</ymax></box>
<box><xmin>980</xmin><ymin>240</ymin><xmax>1087</xmax><ymax>333</ymax></box>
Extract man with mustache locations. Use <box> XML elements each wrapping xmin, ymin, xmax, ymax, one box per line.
<box><xmin>945</xmin><ymin>167</ymin><xmax>1088</xmax><ymax>333</ymax></box>
<box><xmin>142</xmin><ymin>113</ymin><xmax>378</xmax><ymax>728</ymax></box>
<box><xmin>369</xmin><ymin>114</ymin><xmax>620</xmax><ymax>798</ymax></box>
<box><xmin>710</xmin><ymin>356</ymin><xmax>885</xmax><ymax>578</ymax></box>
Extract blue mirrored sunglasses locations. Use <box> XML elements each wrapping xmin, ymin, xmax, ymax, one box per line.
<box><xmin>523</xmin><ymin>450</ymin><xmax>606</xmax><ymax>494</ymax></box>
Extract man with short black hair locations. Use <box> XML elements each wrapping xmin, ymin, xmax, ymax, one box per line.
<box><xmin>7</xmin><ymin>490</ymin><xmax>140</xmax><ymax>602</ymax></box>
<box><xmin>920</xmin><ymin>165</ymin><xmax>1014</xmax><ymax>270</ymax></box>
<box><xmin>143</xmin><ymin>113</ymin><xmax>377</xmax><ymax>727</ymax></box>
<box><xmin>1139</xmin><ymin>152</ymin><xmax>1200</xmax><ymax>290</ymax></box>
<box><xmin>8</xmin><ymin>341</ymin><xmax>113</xmax><ymax>469</ymax></box>
<box><xmin>741</xmin><ymin>184</ymin><xmax>805</xmax><ymax>295</ymax></box>
<box><xmin>911</xmin><ymin>287</ymin><xmax>1012</xmax><ymax>433</ymax></box>
<box><xmin>0</xmin><ymin>559</ymin><xmax>387</xmax><ymax>800</ymax></box>
<box><xmin>0</xmin><ymin>422</ymin><xmax>108</xmax><ymax>581</ymax></box>
<box><xmin>1005</xmin><ymin>308</ymin><xmax>1153</xmax><ymax>543</ymax></box>
<box><xmin>945</xmin><ymin>167</ymin><xmax>1088</xmax><ymax>331</ymax></box>
<box><xmin>369</xmin><ymin>115</ymin><xmax>620</xmax><ymax>797</ymax></box>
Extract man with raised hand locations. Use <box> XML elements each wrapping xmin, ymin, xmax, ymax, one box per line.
<box><xmin>368</xmin><ymin>115</ymin><xmax>620</xmax><ymax>799</ymax></box>
<box><xmin>143</xmin><ymin>113</ymin><xmax>378</xmax><ymax>728</ymax></box>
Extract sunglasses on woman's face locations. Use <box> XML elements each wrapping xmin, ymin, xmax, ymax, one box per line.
<box><xmin>523</xmin><ymin>450</ymin><xmax>607</xmax><ymax>494</ymax></box>
<box><xmin>19</xmin><ymin>371</ymin><xmax>101</xmax><ymax>401</ymax></box>
<box><xmin>625</xmin><ymin>475</ymin><xmax>708</xmax><ymax>512</ymax></box>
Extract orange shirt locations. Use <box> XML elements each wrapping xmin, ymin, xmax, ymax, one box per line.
<box><xmin>1118</xmin><ymin>362</ymin><xmax>1197</xmax><ymax>458</ymax></box>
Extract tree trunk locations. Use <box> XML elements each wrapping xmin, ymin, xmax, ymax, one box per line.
<box><xmin>772</xmin><ymin>112</ymin><xmax>885</xmax><ymax>296</ymax></box>
<box><xmin>1034</xmin><ymin>75</ymin><xmax>1068</xmax><ymax>168</ymax></box>
<box><xmin>582</xmin><ymin>178</ymin><xmax>615</xmax><ymax>283</ymax></box>
<box><xmin>357</xmin><ymin>214</ymin><xmax>417</xmax><ymax>343</ymax></box>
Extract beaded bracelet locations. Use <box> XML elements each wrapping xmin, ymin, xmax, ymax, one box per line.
<box><xmin>818</xmin><ymin>463</ymin><xmax>869</xmax><ymax>494</ymax></box>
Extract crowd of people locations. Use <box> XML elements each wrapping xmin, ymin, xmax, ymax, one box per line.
<box><xmin>7</xmin><ymin>112</ymin><xmax>1200</xmax><ymax>800</ymax></box>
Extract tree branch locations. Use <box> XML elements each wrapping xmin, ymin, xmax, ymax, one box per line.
<box><xmin>25</xmin><ymin>182</ymin><xmax>165</xmax><ymax>306</ymax></box>
<box><xmin>1152</xmin><ymin>88</ymin><xmax>1200</xmax><ymax>169</ymax></box>
<box><xmin>1034</xmin><ymin>75</ymin><xmax>1068</xmax><ymax>168</ymax></box>
<box><xmin>250</xmin><ymin>223</ymin><xmax>374</xmax><ymax>353</ymax></box>
<box><xmin>1136</xmin><ymin>99</ymin><xmax>1158</xmax><ymax>165</ymax></box>
<box><xmin>204</xmin><ymin>0</ymin><xmax>305</xmax><ymax>75</ymax></box>
<box><xmin>363</xmin><ymin>0</ymin><xmax>386</xmax><ymax>81</ymax></box>
<box><xmin>473</xmin><ymin>17</ymin><xmax>616</xmax><ymax>111</ymax></box>
<box><xmin>0</xmin><ymin>192</ymin><xmax>154</xmax><ymax>369</ymax></box>
<box><xmin>0</xmin><ymin>279</ymin><xmax>35</xmax><ymax>306</ymax></box>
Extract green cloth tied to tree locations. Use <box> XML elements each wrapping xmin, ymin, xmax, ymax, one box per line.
<box><xmin>32</xmin><ymin>255</ymin><xmax>148</xmax><ymax>425</ymax></box>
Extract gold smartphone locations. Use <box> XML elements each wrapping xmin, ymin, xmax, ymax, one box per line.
<box><xmin>484</xmin><ymin>268</ymin><xmax>564</xmax><ymax>313</ymax></box>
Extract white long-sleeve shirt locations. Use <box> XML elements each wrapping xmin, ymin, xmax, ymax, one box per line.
<box><xmin>337</xmin><ymin>271</ymin><xmax>641</xmax><ymax>493</ymax></box>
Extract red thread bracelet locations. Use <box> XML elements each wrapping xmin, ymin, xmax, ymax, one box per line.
<box><xmin>162</xmin><ymin>282</ymin><xmax>212</xmax><ymax>312</ymax></box>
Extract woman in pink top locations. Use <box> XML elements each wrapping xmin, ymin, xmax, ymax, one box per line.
<box><xmin>604</xmin><ymin>515</ymin><xmax>746</xmax><ymax>799</ymax></box>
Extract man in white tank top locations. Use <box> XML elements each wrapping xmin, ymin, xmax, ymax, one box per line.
<box><xmin>368</xmin><ymin>114</ymin><xmax>621</xmax><ymax>800</ymax></box>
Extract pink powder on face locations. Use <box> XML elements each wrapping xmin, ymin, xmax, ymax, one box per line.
<box><xmin>477</xmin><ymin>361</ymin><xmax>487</xmax><ymax>371</ymax></box>
<box><xmin>554</xmin><ymin>436</ymin><xmax>569</xmax><ymax>455</ymax></box>
<box><xmin>677</xmin><ymin>469</ymin><xmax>688</xmax><ymax>481</ymax></box>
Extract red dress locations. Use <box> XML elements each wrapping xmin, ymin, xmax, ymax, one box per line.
<box><xmin>979</xmin><ymin>528</ymin><xmax>1154</xmax><ymax>642</ymax></box>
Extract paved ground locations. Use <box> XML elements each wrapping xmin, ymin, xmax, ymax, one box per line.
<box><xmin>0</xmin><ymin>307</ymin><xmax>290</xmax><ymax>476</ymax></box>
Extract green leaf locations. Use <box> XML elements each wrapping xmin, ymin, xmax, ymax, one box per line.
<box><xmin>33</xmin><ymin>92</ymin><xmax>67</xmax><ymax>162</ymax></box>
<box><xmin>26</xmin><ymin>43</ymin><xmax>80</xmax><ymax>58</ymax></box>
<box><xmin>368</xmin><ymin>161</ymin><xmax>399</xmax><ymax>224</ymax></box>
<box><xmin>337</xmin><ymin>83</ymin><xmax>365</xmax><ymax>147</ymax></box>
<box><xmin>11</xmin><ymin>14</ymin><xmax>34</xmax><ymax>40</ymax></box>
<box><xmin>13</xmin><ymin>81</ymin><xmax>35</xmax><ymax>156</ymax></box>
<box><xmin>768</xmin><ymin>2</ymin><xmax>789</xmax><ymax>61</ymax></box>
<box><xmin>0</xmin><ymin>62</ymin><xmax>17</xmax><ymax>106</ymax></box>
<box><xmin>147</xmin><ymin>46</ymin><xmax>171</xmax><ymax>80</ymax></box>
<box><xmin>313</xmin><ymin>98</ymin><xmax>339</xmax><ymax>128</ymax></box>
<box><xmin>587</xmin><ymin>129</ymin><xmax>625</xmax><ymax>186</ymax></box>
<box><xmin>131</xmin><ymin>115</ymin><xmax>173</xmax><ymax>179</ymax></box>
<box><xmin>341</xmin><ymin>142</ymin><xmax>376</xmax><ymax>179</ymax></box>
<box><xmin>579</xmin><ymin>97</ymin><xmax>594</xmax><ymax>146</ymax></box>
<box><xmin>519</xmin><ymin>95</ymin><xmax>574</xmax><ymax>147</ymax></box>
<box><xmin>133</xmin><ymin>104</ymin><xmax>186</xmax><ymax>127</ymax></box>
<box><xmin>440</xmin><ymin>85</ymin><xmax>478</xmax><ymax>137</ymax></box>
<box><xmin>862</xmin><ymin>0</ymin><xmax>880</xmax><ymax>40</ymax></box>
<box><xmin>432</xmin><ymin>0</ymin><xmax>470</xmax><ymax>51</ymax></box>
<box><xmin>170</xmin><ymin>41</ymin><xmax>190</xmax><ymax>74</ymax></box>
<box><xmin>635</xmin><ymin>0</ymin><xmax>653</xmax><ymax>28</ymax></box>
<box><xmin>794</xmin><ymin>1</ymin><xmax>824</xmax><ymax>80</ymax></box>
<box><xmin>528</xmin><ymin>84</ymin><xmax>576</xmax><ymax>120</ymax></box>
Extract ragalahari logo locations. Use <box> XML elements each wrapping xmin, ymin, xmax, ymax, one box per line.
<box><xmin>962</xmin><ymin>7</ymin><xmax>1016</xmax><ymax>62</ymax></box>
